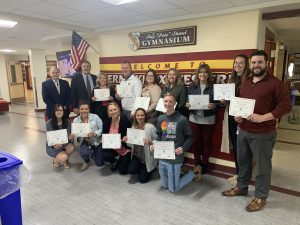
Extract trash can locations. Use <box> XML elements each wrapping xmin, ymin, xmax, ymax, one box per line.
<box><xmin>0</xmin><ymin>151</ymin><xmax>29</xmax><ymax>225</ymax></box>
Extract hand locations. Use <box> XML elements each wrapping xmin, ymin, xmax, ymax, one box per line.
<box><xmin>208</xmin><ymin>103</ymin><xmax>215</xmax><ymax>109</ymax></box>
<box><xmin>144</xmin><ymin>138</ymin><xmax>151</xmax><ymax>145</ymax></box>
<box><xmin>185</xmin><ymin>103</ymin><xmax>191</xmax><ymax>109</ymax></box>
<box><xmin>234</xmin><ymin>116</ymin><xmax>243</xmax><ymax>123</ymax></box>
<box><xmin>150</xmin><ymin>145</ymin><xmax>155</xmax><ymax>152</ymax></box>
<box><xmin>122</xmin><ymin>136</ymin><xmax>128</xmax><ymax>142</ymax></box>
<box><xmin>115</xmin><ymin>93</ymin><xmax>121</xmax><ymax>100</ymax></box>
<box><xmin>87</xmin><ymin>131</ymin><xmax>96</xmax><ymax>138</ymax></box>
<box><xmin>92</xmin><ymin>96</ymin><xmax>97</xmax><ymax>101</ymax></box>
<box><xmin>247</xmin><ymin>114</ymin><xmax>266</xmax><ymax>123</ymax></box>
<box><xmin>175</xmin><ymin>147</ymin><xmax>183</xmax><ymax>155</ymax></box>
<box><xmin>69</xmin><ymin>134</ymin><xmax>75</xmax><ymax>141</ymax></box>
<box><xmin>108</xmin><ymin>96</ymin><xmax>113</xmax><ymax>101</ymax></box>
<box><xmin>73</xmin><ymin>108</ymin><xmax>79</xmax><ymax>114</ymax></box>
<box><xmin>53</xmin><ymin>144</ymin><xmax>62</xmax><ymax>149</ymax></box>
<box><xmin>220</xmin><ymin>99</ymin><xmax>226</xmax><ymax>105</ymax></box>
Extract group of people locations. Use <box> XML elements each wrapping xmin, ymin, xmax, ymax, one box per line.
<box><xmin>42</xmin><ymin>50</ymin><xmax>291</xmax><ymax>212</ymax></box>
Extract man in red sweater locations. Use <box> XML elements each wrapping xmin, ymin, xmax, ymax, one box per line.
<box><xmin>222</xmin><ymin>50</ymin><xmax>292</xmax><ymax>212</ymax></box>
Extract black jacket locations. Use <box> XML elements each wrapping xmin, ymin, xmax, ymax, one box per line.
<box><xmin>187</xmin><ymin>83</ymin><xmax>220</xmax><ymax>117</ymax></box>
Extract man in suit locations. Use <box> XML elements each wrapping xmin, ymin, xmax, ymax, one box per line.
<box><xmin>42</xmin><ymin>67</ymin><xmax>71</xmax><ymax>120</ymax></box>
<box><xmin>70</xmin><ymin>60</ymin><xmax>97</xmax><ymax>114</ymax></box>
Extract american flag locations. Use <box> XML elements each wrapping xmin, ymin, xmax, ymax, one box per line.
<box><xmin>70</xmin><ymin>31</ymin><xmax>89</xmax><ymax>71</ymax></box>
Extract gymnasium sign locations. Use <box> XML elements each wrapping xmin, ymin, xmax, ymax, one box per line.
<box><xmin>128</xmin><ymin>26</ymin><xmax>197</xmax><ymax>51</ymax></box>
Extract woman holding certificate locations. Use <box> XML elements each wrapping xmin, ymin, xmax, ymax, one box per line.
<box><xmin>46</xmin><ymin>104</ymin><xmax>75</xmax><ymax>169</ymax></box>
<box><xmin>102</xmin><ymin>102</ymin><xmax>132</xmax><ymax>174</ymax></box>
<box><xmin>123</xmin><ymin>108</ymin><xmax>158</xmax><ymax>183</ymax></box>
<box><xmin>90</xmin><ymin>73</ymin><xmax>117</xmax><ymax>121</ymax></box>
<box><xmin>70</xmin><ymin>99</ymin><xmax>103</xmax><ymax>171</ymax></box>
<box><xmin>141</xmin><ymin>69</ymin><xmax>161</xmax><ymax>124</ymax></box>
<box><xmin>187</xmin><ymin>63</ymin><xmax>219</xmax><ymax>177</ymax></box>
<box><xmin>223</xmin><ymin>55</ymin><xmax>251</xmax><ymax>185</ymax></box>
<box><xmin>161</xmin><ymin>68</ymin><xmax>187</xmax><ymax>117</ymax></box>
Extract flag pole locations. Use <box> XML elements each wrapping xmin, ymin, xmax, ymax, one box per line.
<box><xmin>88</xmin><ymin>44</ymin><xmax>100</xmax><ymax>55</ymax></box>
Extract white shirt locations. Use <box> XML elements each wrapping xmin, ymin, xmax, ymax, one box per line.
<box><xmin>52</xmin><ymin>79</ymin><xmax>60</xmax><ymax>94</ymax></box>
<box><xmin>120</xmin><ymin>74</ymin><xmax>142</xmax><ymax>112</ymax></box>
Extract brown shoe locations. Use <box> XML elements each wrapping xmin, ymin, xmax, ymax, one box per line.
<box><xmin>80</xmin><ymin>161</ymin><xmax>91</xmax><ymax>171</ymax></box>
<box><xmin>193</xmin><ymin>165</ymin><xmax>202</xmax><ymax>182</ymax></box>
<box><xmin>221</xmin><ymin>187</ymin><xmax>247</xmax><ymax>197</ymax></box>
<box><xmin>246</xmin><ymin>198</ymin><xmax>266</xmax><ymax>212</ymax></box>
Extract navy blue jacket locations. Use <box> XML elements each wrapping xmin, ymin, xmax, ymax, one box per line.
<box><xmin>42</xmin><ymin>79</ymin><xmax>70</xmax><ymax>119</ymax></box>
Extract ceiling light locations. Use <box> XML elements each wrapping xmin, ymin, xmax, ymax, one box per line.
<box><xmin>0</xmin><ymin>19</ymin><xmax>18</xmax><ymax>28</ymax></box>
<box><xmin>0</xmin><ymin>49</ymin><xmax>17</xmax><ymax>53</ymax></box>
<box><xmin>102</xmin><ymin>0</ymin><xmax>138</xmax><ymax>5</ymax></box>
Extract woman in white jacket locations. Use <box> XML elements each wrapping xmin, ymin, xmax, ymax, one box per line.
<box><xmin>123</xmin><ymin>108</ymin><xmax>158</xmax><ymax>183</ymax></box>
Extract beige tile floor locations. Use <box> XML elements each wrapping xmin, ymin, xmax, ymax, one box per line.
<box><xmin>0</xmin><ymin>104</ymin><xmax>299</xmax><ymax>225</ymax></box>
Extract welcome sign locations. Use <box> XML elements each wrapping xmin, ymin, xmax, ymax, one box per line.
<box><xmin>128</xmin><ymin>26</ymin><xmax>197</xmax><ymax>51</ymax></box>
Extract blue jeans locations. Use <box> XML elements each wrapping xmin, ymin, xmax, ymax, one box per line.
<box><xmin>158</xmin><ymin>160</ymin><xmax>194</xmax><ymax>193</ymax></box>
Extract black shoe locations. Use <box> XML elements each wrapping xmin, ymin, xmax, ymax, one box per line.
<box><xmin>128</xmin><ymin>175</ymin><xmax>138</xmax><ymax>184</ymax></box>
<box><xmin>201</xmin><ymin>163</ymin><xmax>208</xmax><ymax>175</ymax></box>
<box><xmin>110</xmin><ymin>161</ymin><xmax>118</xmax><ymax>172</ymax></box>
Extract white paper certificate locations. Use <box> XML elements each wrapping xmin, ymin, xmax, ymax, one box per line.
<box><xmin>229</xmin><ymin>97</ymin><xmax>256</xmax><ymax>119</ymax></box>
<box><xmin>188</xmin><ymin>95</ymin><xmax>209</xmax><ymax>110</ymax></box>
<box><xmin>213</xmin><ymin>83</ymin><xmax>235</xmax><ymax>100</ymax></box>
<box><xmin>71</xmin><ymin>123</ymin><xmax>91</xmax><ymax>137</ymax></box>
<box><xmin>155</xmin><ymin>98</ymin><xmax>177</xmax><ymax>113</ymax></box>
<box><xmin>94</xmin><ymin>89</ymin><xmax>110</xmax><ymax>101</ymax></box>
<box><xmin>116</xmin><ymin>85</ymin><xmax>131</xmax><ymax>97</ymax></box>
<box><xmin>133</xmin><ymin>97</ymin><xmax>150</xmax><ymax>110</ymax></box>
<box><xmin>126</xmin><ymin>128</ymin><xmax>145</xmax><ymax>146</ymax></box>
<box><xmin>102</xmin><ymin>134</ymin><xmax>121</xmax><ymax>149</ymax></box>
<box><xmin>154</xmin><ymin>141</ymin><xmax>175</xmax><ymax>160</ymax></box>
<box><xmin>46</xmin><ymin>129</ymin><xmax>68</xmax><ymax>146</ymax></box>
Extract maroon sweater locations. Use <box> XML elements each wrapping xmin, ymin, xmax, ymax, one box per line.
<box><xmin>238</xmin><ymin>73</ymin><xmax>291</xmax><ymax>133</ymax></box>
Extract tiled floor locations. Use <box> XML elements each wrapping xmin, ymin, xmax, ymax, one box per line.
<box><xmin>0</xmin><ymin>104</ymin><xmax>299</xmax><ymax>225</ymax></box>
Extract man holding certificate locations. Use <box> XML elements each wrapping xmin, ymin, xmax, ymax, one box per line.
<box><xmin>153</xmin><ymin>93</ymin><xmax>194</xmax><ymax>193</ymax></box>
<box><xmin>115</xmin><ymin>61</ymin><xmax>142</xmax><ymax>120</ymax></box>
<box><xmin>222</xmin><ymin>50</ymin><xmax>292</xmax><ymax>212</ymax></box>
<box><xmin>70</xmin><ymin>99</ymin><xmax>103</xmax><ymax>171</ymax></box>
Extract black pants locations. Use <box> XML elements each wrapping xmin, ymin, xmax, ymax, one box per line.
<box><xmin>102</xmin><ymin>149</ymin><xmax>131</xmax><ymax>175</ymax></box>
<box><xmin>228</xmin><ymin>115</ymin><xmax>238</xmax><ymax>174</ymax></box>
<box><xmin>127</xmin><ymin>156</ymin><xmax>152</xmax><ymax>183</ymax></box>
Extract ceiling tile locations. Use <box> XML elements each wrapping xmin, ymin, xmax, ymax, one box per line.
<box><xmin>16</xmin><ymin>2</ymin><xmax>80</xmax><ymax>18</ymax></box>
<box><xmin>185</xmin><ymin>0</ymin><xmax>234</xmax><ymax>13</ymax></box>
<box><xmin>0</xmin><ymin>0</ymin><xmax>40</xmax><ymax>9</ymax></box>
<box><xmin>89</xmin><ymin>6</ymin><xmax>140</xmax><ymax>19</ymax></box>
<box><xmin>0</xmin><ymin>6</ymin><xmax>14</xmax><ymax>12</ymax></box>
<box><xmin>46</xmin><ymin>0</ymin><xmax>112</xmax><ymax>12</ymax></box>
<box><xmin>121</xmin><ymin>0</ymin><xmax>178</xmax><ymax>14</ymax></box>
<box><xmin>166</xmin><ymin>0</ymin><xmax>217</xmax><ymax>7</ymax></box>
<box><xmin>230</xmin><ymin>0</ymin><xmax>273</xmax><ymax>7</ymax></box>
<box><xmin>10</xmin><ymin>10</ymin><xmax>53</xmax><ymax>20</ymax></box>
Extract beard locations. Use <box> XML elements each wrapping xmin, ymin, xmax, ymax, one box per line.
<box><xmin>251</xmin><ymin>68</ymin><xmax>266</xmax><ymax>77</ymax></box>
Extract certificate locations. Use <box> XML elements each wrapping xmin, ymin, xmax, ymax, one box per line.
<box><xmin>133</xmin><ymin>97</ymin><xmax>150</xmax><ymax>110</ymax></box>
<box><xmin>102</xmin><ymin>134</ymin><xmax>121</xmax><ymax>149</ymax></box>
<box><xmin>71</xmin><ymin>123</ymin><xmax>91</xmax><ymax>137</ymax></box>
<box><xmin>213</xmin><ymin>83</ymin><xmax>235</xmax><ymax>100</ymax></box>
<box><xmin>155</xmin><ymin>98</ymin><xmax>177</xmax><ymax>113</ymax></box>
<box><xmin>154</xmin><ymin>141</ymin><xmax>175</xmax><ymax>160</ymax></box>
<box><xmin>94</xmin><ymin>89</ymin><xmax>110</xmax><ymax>101</ymax></box>
<box><xmin>126</xmin><ymin>128</ymin><xmax>145</xmax><ymax>146</ymax></box>
<box><xmin>229</xmin><ymin>97</ymin><xmax>256</xmax><ymax>119</ymax></box>
<box><xmin>188</xmin><ymin>95</ymin><xmax>209</xmax><ymax>110</ymax></box>
<box><xmin>116</xmin><ymin>84</ymin><xmax>131</xmax><ymax>97</ymax></box>
<box><xmin>46</xmin><ymin>129</ymin><xmax>68</xmax><ymax>146</ymax></box>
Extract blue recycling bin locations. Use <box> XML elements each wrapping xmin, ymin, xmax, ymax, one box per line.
<box><xmin>0</xmin><ymin>151</ymin><xmax>23</xmax><ymax>225</ymax></box>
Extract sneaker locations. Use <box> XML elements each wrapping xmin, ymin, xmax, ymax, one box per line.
<box><xmin>110</xmin><ymin>160</ymin><xmax>118</xmax><ymax>172</ymax></box>
<box><xmin>80</xmin><ymin>161</ymin><xmax>91</xmax><ymax>171</ymax></box>
<box><xmin>64</xmin><ymin>160</ymin><xmax>70</xmax><ymax>169</ymax></box>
